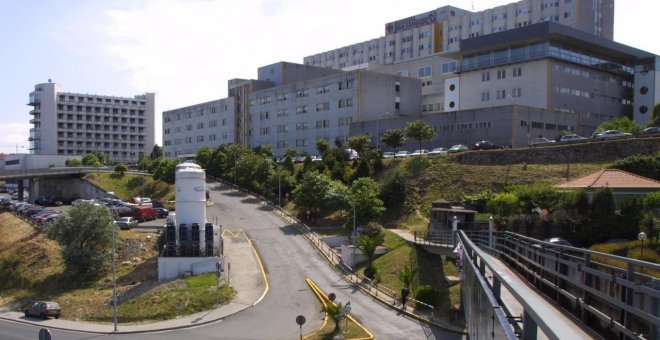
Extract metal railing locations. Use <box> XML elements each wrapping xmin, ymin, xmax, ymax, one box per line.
<box><xmin>464</xmin><ymin>230</ymin><xmax>660</xmax><ymax>340</ymax></box>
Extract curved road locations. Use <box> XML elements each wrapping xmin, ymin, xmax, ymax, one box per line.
<box><xmin>1</xmin><ymin>181</ymin><xmax>460</xmax><ymax>339</ymax></box>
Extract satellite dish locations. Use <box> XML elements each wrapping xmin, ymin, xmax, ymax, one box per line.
<box><xmin>48</xmin><ymin>78</ymin><xmax>52</xmax><ymax>83</ymax></box>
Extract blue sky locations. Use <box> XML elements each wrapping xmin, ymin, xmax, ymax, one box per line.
<box><xmin>1</xmin><ymin>0</ymin><xmax>657</xmax><ymax>153</ymax></box>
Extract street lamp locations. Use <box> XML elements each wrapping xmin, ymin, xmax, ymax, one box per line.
<box><xmin>375</xmin><ymin>112</ymin><xmax>390</xmax><ymax>154</ymax></box>
<box><xmin>111</xmin><ymin>223</ymin><xmax>118</xmax><ymax>332</ymax></box>
<box><xmin>638</xmin><ymin>232</ymin><xmax>647</xmax><ymax>260</ymax></box>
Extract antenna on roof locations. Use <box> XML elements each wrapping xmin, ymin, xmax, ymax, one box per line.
<box><xmin>471</xmin><ymin>1</ymin><xmax>475</xmax><ymax>11</ymax></box>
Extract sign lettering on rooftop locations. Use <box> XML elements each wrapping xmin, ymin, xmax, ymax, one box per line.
<box><xmin>386</xmin><ymin>10</ymin><xmax>438</xmax><ymax>34</ymax></box>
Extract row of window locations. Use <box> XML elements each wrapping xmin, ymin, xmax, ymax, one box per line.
<box><xmin>57</xmin><ymin>105</ymin><xmax>145</xmax><ymax>115</ymax></box>
<box><xmin>58</xmin><ymin>141</ymin><xmax>144</xmax><ymax>148</ymax></box>
<box><xmin>436</xmin><ymin>121</ymin><xmax>492</xmax><ymax>132</ymax></box>
<box><xmin>58</xmin><ymin>95</ymin><xmax>145</xmax><ymax>106</ymax></box>
<box><xmin>520</xmin><ymin>120</ymin><xmax>574</xmax><ymax>132</ymax></box>
<box><xmin>56</xmin><ymin>123</ymin><xmax>144</xmax><ymax>132</ymax></box>
<box><xmin>57</xmin><ymin>132</ymin><xmax>144</xmax><ymax>141</ymax></box>
<box><xmin>167</xmin><ymin>132</ymin><xmax>229</xmax><ymax>146</ymax></box>
<box><xmin>481</xmin><ymin>88</ymin><xmax>522</xmax><ymax>102</ymax></box>
<box><xmin>165</xmin><ymin>106</ymin><xmax>226</xmax><ymax>122</ymax></box>
<box><xmin>552</xmin><ymin>64</ymin><xmax>630</xmax><ymax>87</ymax></box>
<box><xmin>554</xmin><ymin>86</ymin><xmax>627</xmax><ymax>104</ymax></box>
<box><xmin>58</xmin><ymin>150</ymin><xmax>139</xmax><ymax>157</ymax></box>
<box><xmin>481</xmin><ymin>67</ymin><xmax>523</xmax><ymax>81</ymax></box>
<box><xmin>56</xmin><ymin>114</ymin><xmax>144</xmax><ymax>124</ymax></box>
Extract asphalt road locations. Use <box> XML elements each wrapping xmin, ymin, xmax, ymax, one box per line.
<box><xmin>0</xmin><ymin>182</ymin><xmax>461</xmax><ymax>339</ymax></box>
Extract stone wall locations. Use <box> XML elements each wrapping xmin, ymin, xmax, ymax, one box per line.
<box><xmin>457</xmin><ymin>136</ymin><xmax>660</xmax><ymax>164</ymax></box>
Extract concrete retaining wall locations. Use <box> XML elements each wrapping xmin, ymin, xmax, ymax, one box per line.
<box><xmin>457</xmin><ymin>137</ymin><xmax>660</xmax><ymax>165</ymax></box>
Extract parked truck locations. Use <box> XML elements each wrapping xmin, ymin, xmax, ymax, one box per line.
<box><xmin>131</xmin><ymin>205</ymin><xmax>156</xmax><ymax>222</ymax></box>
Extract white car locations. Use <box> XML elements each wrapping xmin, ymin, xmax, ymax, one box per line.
<box><xmin>394</xmin><ymin>151</ymin><xmax>410</xmax><ymax>158</ymax></box>
<box><xmin>595</xmin><ymin>130</ymin><xmax>632</xmax><ymax>139</ymax></box>
<box><xmin>528</xmin><ymin>138</ymin><xmax>555</xmax><ymax>147</ymax></box>
<box><xmin>428</xmin><ymin>147</ymin><xmax>448</xmax><ymax>156</ymax></box>
<box><xmin>382</xmin><ymin>152</ymin><xmax>395</xmax><ymax>159</ymax></box>
<box><xmin>411</xmin><ymin>149</ymin><xmax>429</xmax><ymax>156</ymax></box>
<box><xmin>558</xmin><ymin>134</ymin><xmax>588</xmax><ymax>143</ymax></box>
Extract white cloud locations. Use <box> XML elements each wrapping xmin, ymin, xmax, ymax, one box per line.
<box><xmin>0</xmin><ymin>122</ymin><xmax>31</xmax><ymax>152</ymax></box>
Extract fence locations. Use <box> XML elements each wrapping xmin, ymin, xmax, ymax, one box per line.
<box><xmin>464</xmin><ymin>230</ymin><xmax>660</xmax><ymax>340</ymax></box>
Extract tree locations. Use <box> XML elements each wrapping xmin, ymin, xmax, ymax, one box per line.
<box><xmin>114</xmin><ymin>163</ymin><xmax>127</xmax><ymax>176</ymax></box>
<box><xmin>611</xmin><ymin>152</ymin><xmax>660</xmax><ymax>181</ymax></box>
<box><xmin>487</xmin><ymin>192</ymin><xmax>521</xmax><ymax>217</ymax></box>
<box><xmin>357</xmin><ymin>232</ymin><xmax>385</xmax><ymax>278</ymax></box>
<box><xmin>639</xmin><ymin>212</ymin><xmax>657</xmax><ymax>244</ymax></box>
<box><xmin>82</xmin><ymin>153</ymin><xmax>102</xmax><ymax>167</ymax></box>
<box><xmin>316</xmin><ymin>138</ymin><xmax>331</xmax><ymax>157</ymax></box>
<box><xmin>253</xmin><ymin>144</ymin><xmax>274</xmax><ymax>158</ymax></box>
<box><xmin>45</xmin><ymin>203</ymin><xmax>114</xmax><ymax>277</ymax></box>
<box><xmin>349</xmin><ymin>177</ymin><xmax>385</xmax><ymax>226</ymax></box>
<box><xmin>293</xmin><ymin>171</ymin><xmax>340</xmax><ymax>214</ymax></box>
<box><xmin>150</xmin><ymin>144</ymin><xmax>163</xmax><ymax>160</ymax></box>
<box><xmin>348</xmin><ymin>135</ymin><xmax>371</xmax><ymax>154</ymax></box>
<box><xmin>380</xmin><ymin>168</ymin><xmax>407</xmax><ymax>209</ymax></box>
<box><xmin>195</xmin><ymin>145</ymin><xmax>215</xmax><ymax>170</ymax></box>
<box><xmin>650</xmin><ymin>103</ymin><xmax>660</xmax><ymax>127</ymax></box>
<box><xmin>405</xmin><ymin>120</ymin><xmax>436</xmax><ymax>152</ymax></box>
<box><xmin>152</xmin><ymin>158</ymin><xmax>178</xmax><ymax>184</ymax></box>
<box><xmin>284</xmin><ymin>147</ymin><xmax>298</xmax><ymax>159</ymax></box>
<box><xmin>381</xmin><ymin>128</ymin><xmax>406</xmax><ymax>152</ymax></box>
<box><xmin>594</xmin><ymin>116</ymin><xmax>644</xmax><ymax>136</ymax></box>
<box><xmin>398</xmin><ymin>265</ymin><xmax>417</xmax><ymax>293</ymax></box>
<box><xmin>137</xmin><ymin>152</ymin><xmax>151</xmax><ymax>171</ymax></box>
<box><xmin>323</xmin><ymin>301</ymin><xmax>344</xmax><ymax>333</ymax></box>
<box><xmin>65</xmin><ymin>158</ymin><xmax>82</xmax><ymax>167</ymax></box>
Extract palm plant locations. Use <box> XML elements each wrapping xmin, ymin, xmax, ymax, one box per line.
<box><xmin>398</xmin><ymin>265</ymin><xmax>417</xmax><ymax>293</ymax></box>
<box><xmin>357</xmin><ymin>232</ymin><xmax>385</xmax><ymax>278</ymax></box>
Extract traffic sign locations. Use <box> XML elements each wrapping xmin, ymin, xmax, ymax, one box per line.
<box><xmin>296</xmin><ymin>315</ymin><xmax>306</xmax><ymax>325</ymax></box>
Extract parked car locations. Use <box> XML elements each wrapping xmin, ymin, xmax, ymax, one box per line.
<box><xmin>411</xmin><ymin>149</ymin><xmax>429</xmax><ymax>156</ymax></box>
<box><xmin>310</xmin><ymin>155</ymin><xmax>323</xmax><ymax>162</ymax></box>
<box><xmin>24</xmin><ymin>301</ymin><xmax>61</xmax><ymax>319</ymax></box>
<box><xmin>594</xmin><ymin>130</ymin><xmax>632</xmax><ymax>139</ymax></box>
<box><xmin>293</xmin><ymin>156</ymin><xmax>306</xmax><ymax>163</ymax></box>
<box><xmin>39</xmin><ymin>214</ymin><xmax>60</xmax><ymax>226</ymax></box>
<box><xmin>472</xmin><ymin>140</ymin><xmax>503</xmax><ymax>150</ymax></box>
<box><xmin>71</xmin><ymin>198</ymin><xmax>95</xmax><ymax>206</ymax></box>
<box><xmin>447</xmin><ymin>144</ymin><xmax>469</xmax><ymax>153</ymax></box>
<box><xmin>640</xmin><ymin>126</ymin><xmax>660</xmax><ymax>135</ymax></box>
<box><xmin>528</xmin><ymin>137</ymin><xmax>555</xmax><ymax>147</ymax></box>
<box><xmin>394</xmin><ymin>150</ymin><xmax>411</xmax><ymax>158</ymax></box>
<box><xmin>115</xmin><ymin>217</ymin><xmax>139</xmax><ymax>229</ymax></box>
<box><xmin>428</xmin><ymin>147</ymin><xmax>448</xmax><ymax>156</ymax></box>
<box><xmin>131</xmin><ymin>205</ymin><xmax>157</xmax><ymax>222</ymax></box>
<box><xmin>545</xmin><ymin>237</ymin><xmax>572</xmax><ymax>247</ymax></box>
<box><xmin>382</xmin><ymin>151</ymin><xmax>395</xmax><ymax>159</ymax></box>
<box><xmin>558</xmin><ymin>134</ymin><xmax>588</xmax><ymax>143</ymax></box>
<box><xmin>344</xmin><ymin>149</ymin><xmax>359</xmax><ymax>160</ymax></box>
<box><xmin>154</xmin><ymin>207</ymin><xmax>169</xmax><ymax>218</ymax></box>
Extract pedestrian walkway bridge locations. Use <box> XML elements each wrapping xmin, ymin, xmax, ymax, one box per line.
<box><xmin>407</xmin><ymin>229</ymin><xmax>659</xmax><ymax>340</ymax></box>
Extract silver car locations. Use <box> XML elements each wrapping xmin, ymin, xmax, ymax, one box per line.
<box><xmin>115</xmin><ymin>217</ymin><xmax>138</xmax><ymax>230</ymax></box>
<box><xmin>595</xmin><ymin>130</ymin><xmax>632</xmax><ymax>139</ymax></box>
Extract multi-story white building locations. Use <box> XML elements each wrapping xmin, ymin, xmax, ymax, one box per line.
<box><xmin>162</xmin><ymin>98</ymin><xmax>236</xmax><ymax>159</ymax></box>
<box><xmin>163</xmin><ymin>62</ymin><xmax>422</xmax><ymax>157</ymax></box>
<box><xmin>304</xmin><ymin>0</ymin><xmax>613</xmax><ymax>69</ymax></box>
<box><xmin>27</xmin><ymin>80</ymin><xmax>155</xmax><ymax>163</ymax></box>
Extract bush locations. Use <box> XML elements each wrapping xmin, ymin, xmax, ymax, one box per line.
<box><xmin>611</xmin><ymin>152</ymin><xmax>660</xmax><ymax>181</ymax></box>
<box><xmin>414</xmin><ymin>285</ymin><xmax>438</xmax><ymax>308</ymax></box>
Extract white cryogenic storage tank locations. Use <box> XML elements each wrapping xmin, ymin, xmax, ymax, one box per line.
<box><xmin>175</xmin><ymin>162</ymin><xmax>207</xmax><ymax>240</ymax></box>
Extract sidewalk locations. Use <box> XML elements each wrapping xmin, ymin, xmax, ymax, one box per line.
<box><xmin>0</xmin><ymin>230</ymin><xmax>266</xmax><ymax>334</ymax></box>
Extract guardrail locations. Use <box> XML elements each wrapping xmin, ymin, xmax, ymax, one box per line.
<box><xmin>464</xmin><ymin>230</ymin><xmax>660</xmax><ymax>340</ymax></box>
<box><xmin>207</xmin><ymin>176</ymin><xmax>459</xmax><ymax>329</ymax></box>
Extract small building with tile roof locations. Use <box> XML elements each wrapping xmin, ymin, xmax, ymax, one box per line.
<box><xmin>554</xmin><ymin>169</ymin><xmax>660</xmax><ymax>206</ymax></box>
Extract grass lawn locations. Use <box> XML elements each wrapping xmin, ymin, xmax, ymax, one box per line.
<box><xmin>358</xmin><ymin>230</ymin><xmax>463</xmax><ymax>324</ymax></box>
<box><xmin>84</xmin><ymin>172</ymin><xmax>175</xmax><ymax>201</ymax></box>
<box><xmin>0</xmin><ymin>212</ymin><xmax>234</xmax><ymax>322</ymax></box>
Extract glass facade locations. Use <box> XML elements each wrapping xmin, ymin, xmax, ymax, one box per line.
<box><xmin>461</xmin><ymin>42</ymin><xmax>635</xmax><ymax>75</ymax></box>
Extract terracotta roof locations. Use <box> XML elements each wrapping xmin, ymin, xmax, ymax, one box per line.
<box><xmin>555</xmin><ymin>169</ymin><xmax>660</xmax><ymax>189</ymax></box>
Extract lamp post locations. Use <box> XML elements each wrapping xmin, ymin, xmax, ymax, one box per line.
<box><xmin>111</xmin><ymin>223</ymin><xmax>118</xmax><ymax>332</ymax></box>
<box><xmin>638</xmin><ymin>232</ymin><xmax>647</xmax><ymax>260</ymax></box>
<box><xmin>375</xmin><ymin>112</ymin><xmax>390</xmax><ymax>154</ymax></box>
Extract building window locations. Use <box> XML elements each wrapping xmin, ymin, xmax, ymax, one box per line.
<box><xmin>260</xmin><ymin>127</ymin><xmax>270</xmax><ymax>135</ymax></box>
<box><xmin>482</xmin><ymin>72</ymin><xmax>490</xmax><ymax>81</ymax></box>
<box><xmin>197</xmin><ymin>136</ymin><xmax>204</xmax><ymax>142</ymax></box>
<box><xmin>441</xmin><ymin>61</ymin><xmax>457</xmax><ymax>74</ymax></box>
<box><xmin>481</xmin><ymin>92</ymin><xmax>490</xmax><ymax>101</ymax></box>
<box><xmin>512</xmin><ymin>88</ymin><xmax>522</xmax><ymax>98</ymax></box>
<box><xmin>296</xmin><ymin>122</ymin><xmax>308</xmax><ymax>131</ymax></box>
<box><xmin>496</xmin><ymin>90</ymin><xmax>507</xmax><ymax>100</ymax></box>
<box><xmin>277</xmin><ymin>125</ymin><xmax>288</xmax><ymax>133</ymax></box>
<box><xmin>197</xmin><ymin>122</ymin><xmax>205</xmax><ymax>129</ymax></box>
<box><xmin>512</xmin><ymin>67</ymin><xmax>522</xmax><ymax>77</ymax></box>
<box><xmin>295</xmin><ymin>139</ymin><xmax>308</xmax><ymax>147</ymax></box>
<box><xmin>497</xmin><ymin>69</ymin><xmax>506</xmax><ymax>79</ymax></box>
<box><xmin>316</xmin><ymin>102</ymin><xmax>330</xmax><ymax>111</ymax></box>
<box><xmin>315</xmin><ymin>119</ymin><xmax>330</xmax><ymax>129</ymax></box>
<box><xmin>417</xmin><ymin>66</ymin><xmax>432</xmax><ymax>77</ymax></box>
<box><xmin>260</xmin><ymin>111</ymin><xmax>270</xmax><ymax>120</ymax></box>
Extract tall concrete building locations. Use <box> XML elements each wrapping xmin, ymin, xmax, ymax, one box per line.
<box><xmin>163</xmin><ymin>62</ymin><xmax>421</xmax><ymax>157</ymax></box>
<box><xmin>28</xmin><ymin>80</ymin><xmax>155</xmax><ymax>163</ymax></box>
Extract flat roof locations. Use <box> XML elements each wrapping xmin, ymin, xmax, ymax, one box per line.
<box><xmin>458</xmin><ymin>21</ymin><xmax>656</xmax><ymax>63</ymax></box>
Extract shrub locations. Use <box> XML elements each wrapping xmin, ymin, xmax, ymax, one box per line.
<box><xmin>414</xmin><ymin>285</ymin><xmax>438</xmax><ymax>308</ymax></box>
<box><xmin>611</xmin><ymin>152</ymin><xmax>660</xmax><ymax>181</ymax></box>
